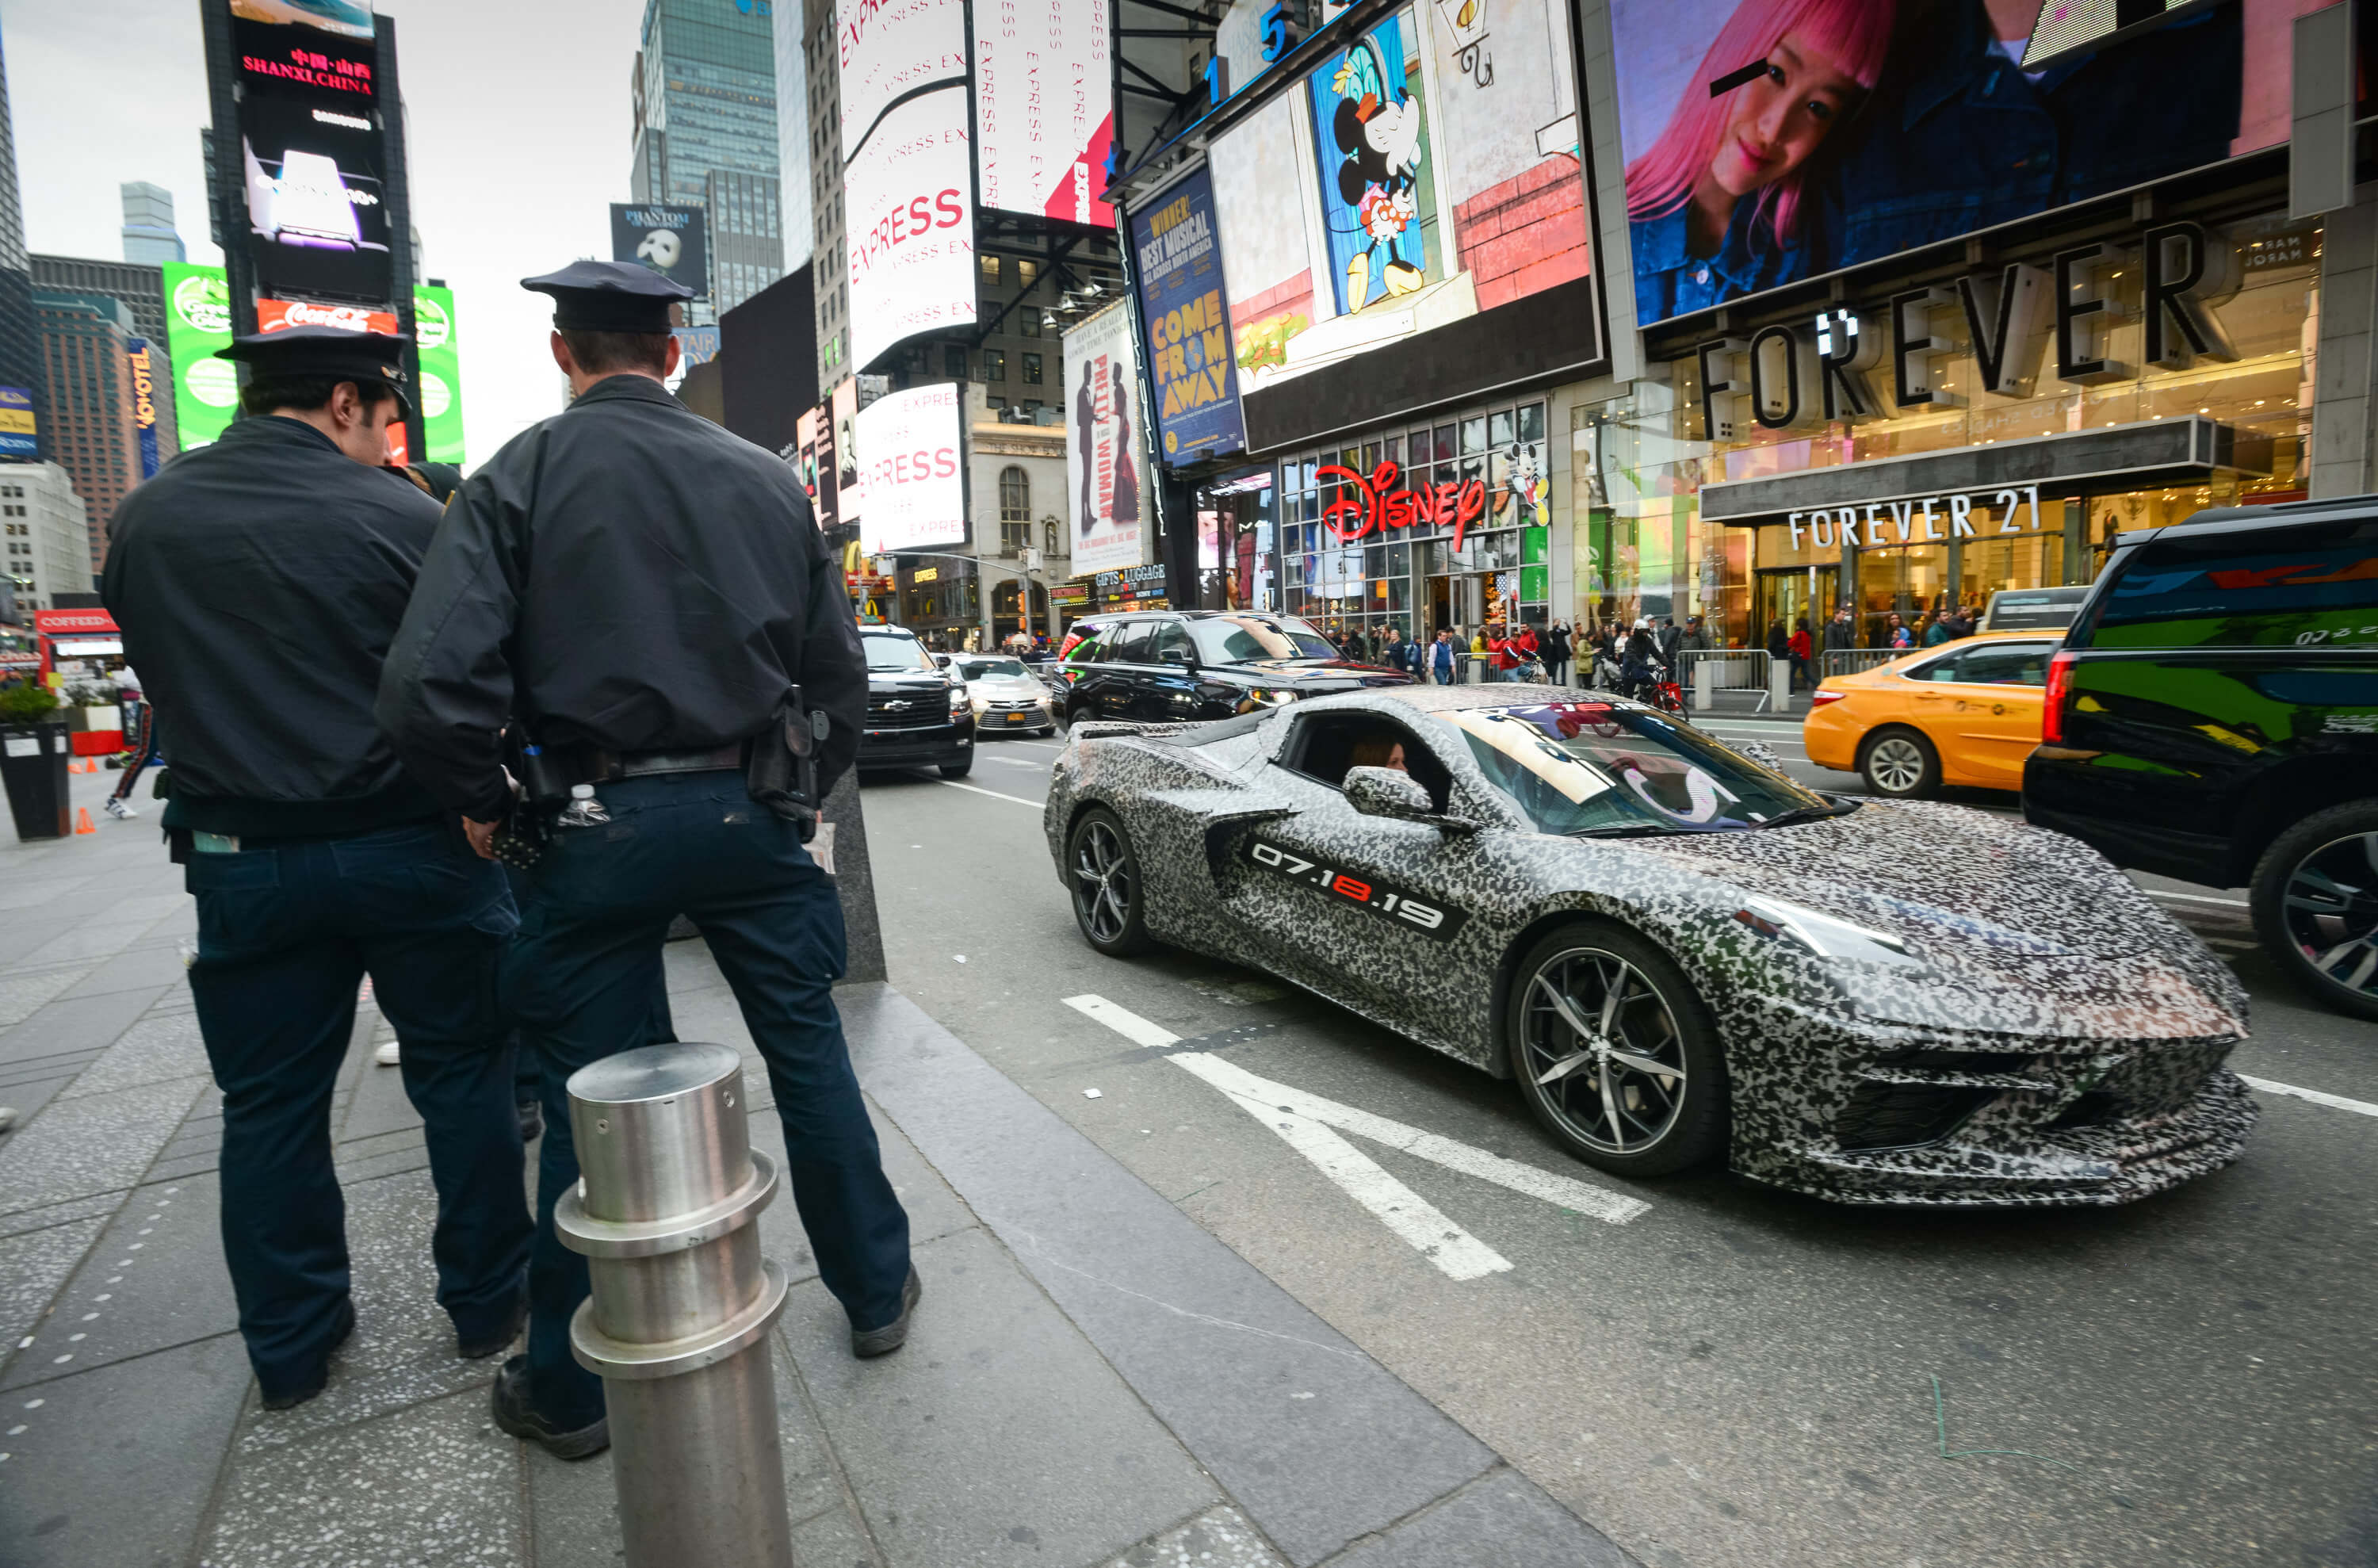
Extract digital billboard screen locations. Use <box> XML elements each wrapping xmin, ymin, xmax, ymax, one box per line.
<box><xmin>162</xmin><ymin>262</ymin><xmax>236</xmax><ymax>450</ymax></box>
<box><xmin>125</xmin><ymin>345</ymin><xmax>161</xmax><ymax>477</ymax></box>
<box><xmin>610</xmin><ymin>204</ymin><xmax>710</xmax><ymax>299</ymax></box>
<box><xmin>414</xmin><ymin>285</ymin><xmax>465</xmax><ymax>467</ymax></box>
<box><xmin>833</xmin><ymin>378</ymin><xmax>862</xmax><ymax>530</ymax></box>
<box><xmin>1608</xmin><ymin>0</ymin><xmax>2302</xmax><ymax>327</ymax></box>
<box><xmin>835</xmin><ymin>0</ymin><xmax>965</xmax><ymax>154</ymax></box>
<box><xmin>844</xmin><ymin>86</ymin><xmax>976</xmax><ymax>372</ymax></box>
<box><xmin>239</xmin><ymin>94</ymin><xmax>394</xmax><ymax>303</ymax></box>
<box><xmin>1063</xmin><ymin>302</ymin><xmax>1150</xmax><ymax>576</ymax></box>
<box><xmin>976</xmin><ymin>0</ymin><xmax>1115</xmax><ymax>227</ymax></box>
<box><xmin>231</xmin><ymin>0</ymin><xmax>374</xmax><ymax>41</ymax></box>
<box><xmin>0</xmin><ymin>386</ymin><xmax>36</xmax><ymax>459</ymax></box>
<box><xmin>856</xmin><ymin>383</ymin><xmax>965</xmax><ymax>556</ymax></box>
<box><xmin>231</xmin><ymin>13</ymin><xmax>377</xmax><ymax>96</ymax></box>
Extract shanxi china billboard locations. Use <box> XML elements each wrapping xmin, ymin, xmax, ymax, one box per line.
<box><xmin>1204</xmin><ymin>0</ymin><xmax>1599</xmax><ymax>446</ymax></box>
<box><xmin>1609</xmin><ymin>0</ymin><xmax>2313</xmax><ymax>327</ymax></box>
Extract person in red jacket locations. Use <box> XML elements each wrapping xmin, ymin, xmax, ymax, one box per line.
<box><xmin>1787</xmin><ymin>618</ymin><xmax>1814</xmax><ymax>691</ymax></box>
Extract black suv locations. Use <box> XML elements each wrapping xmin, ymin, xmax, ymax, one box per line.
<box><xmin>2024</xmin><ymin>498</ymin><xmax>2378</xmax><ymax>1019</ymax></box>
<box><xmin>858</xmin><ymin>625</ymin><xmax>973</xmax><ymax>778</ymax></box>
<box><xmin>1057</xmin><ymin>610</ymin><xmax>1411</xmax><ymax>725</ymax></box>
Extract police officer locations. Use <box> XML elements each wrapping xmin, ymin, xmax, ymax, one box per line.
<box><xmin>101</xmin><ymin>327</ymin><xmax>533</xmax><ymax>1409</ymax></box>
<box><xmin>377</xmin><ymin>262</ymin><xmax>915</xmax><ymax>1461</ymax></box>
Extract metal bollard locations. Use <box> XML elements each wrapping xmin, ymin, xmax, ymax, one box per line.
<box><xmin>556</xmin><ymin>1043</ymin><xmax>794</xmax><ymax>1568</ymax></box>
<box><xmin>1692</xmin><ymin>659</ymin><xmax>1715</xmax><ymax>713</ymax></box>
<box><xmin>1768</xmin><ymin>657</ymin><xmax>1791</xmax><ymax>715</ymax></box>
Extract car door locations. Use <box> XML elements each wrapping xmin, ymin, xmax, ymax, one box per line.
<box><xmin>1902</xmin><ymin>641</ymin><xmax>2056</xmax><ymax>787</ymax></box>
<box><xmin>1134</xmin><ymin>621</ymin><xmax>1205</xmax><ymax>721</ymax></box>
<box><xmin>1227</xmin><ymin>712</ymin><xmax>1472</xmax><ymax>1021</ymax></box>
<box><xmin>1089</xmin><ymin>620</ymin><xmax>1153</xmax><ymax>717</ymax></box>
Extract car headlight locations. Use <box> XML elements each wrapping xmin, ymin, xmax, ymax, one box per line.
<box><xmin>969</xmin><ymin>690</ymin><xmax>989</xmax><ymax>712</ymax></box>
<box><xmin>1244</xmin><ymin>688</ymin><xmax>1301</xmax><ymax>706</ymax></box>
<box><xmin>1734</xmin><ymin>896</ymin><xmax>1921</xmax><ymax>969</ymax></box>
<box><xmin>948</xmin><ymin>686</ymin><xmax>969</xmax><ymax>717</ymax></box>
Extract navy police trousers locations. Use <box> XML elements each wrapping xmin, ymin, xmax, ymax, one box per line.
<box><xmin>185</xmin><ymin>820</ymin><xmax>533</xmax><ymax>1402</ymax></box>
<box><xmin>505</xmin><ymin>771</ymin><xmax>912</xmax><ymax>1429</ymax></box>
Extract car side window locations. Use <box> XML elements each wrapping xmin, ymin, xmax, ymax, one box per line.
<box><xmin>1149</xmin><ymin>623</ymin><xmax>1195</xmax><ymax>664</ymax></box>
<box><xmin>1104</xmin><ymin>621</ymin><xmax>1153</xmax><ymax>664</ymax></box>
<box><xmin>1952</xmin><ymin>642</ymin><xmax>2054</xmax><ymax>686</ymax></box>
<box><xmin>1283</xmin><ymin>713</ymin><xmax>1453</xmax><ymax>813</ymax></box>
<box><xmin>1906</xmin><ymin>650</ymin><xmax>1962</xmax><ymax>682</ymax></box>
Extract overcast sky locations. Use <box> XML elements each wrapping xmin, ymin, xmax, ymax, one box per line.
<box><xmin>2</xmin><ymin>0</ymin><xmax>652</xmax><ymax>468</ymax></box>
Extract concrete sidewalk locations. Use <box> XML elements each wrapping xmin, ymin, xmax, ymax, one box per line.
<box><xmin>0</xmin><ymin>767</ymin><xmax>1636</xmax><ymax>1568</ymax></box>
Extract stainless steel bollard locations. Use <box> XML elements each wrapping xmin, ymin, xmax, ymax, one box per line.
<box><xmin>556</xmin><ymin>1043</ymin><xmax>794</xmax><ymax>1568</ymax></box>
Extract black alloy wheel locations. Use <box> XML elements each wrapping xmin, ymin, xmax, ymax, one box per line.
<box><xmin>2252</xmin><ymin>800</ymin><xmax>2378</xmax><ymax>1022</ymax></box>
<box><xmin>1507</xmin><ymin>921</ymin><xmax>1726</xmax><ymax>1177</ymax></box>
<box><xmin>1858</xmin><ymin>726</ymin><xmax>1940</xmax><ymax>799</ymax></box>
<box><xmin>1066</xmin><ymin>807</ymin><xmax>1155</xmax><ymax>956</ymax></box>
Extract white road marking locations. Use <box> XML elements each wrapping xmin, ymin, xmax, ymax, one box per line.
<box><xmin>1064</xmin><ymin>994</ymin><xmax>1647</xmax><ymax>1279</ymax></box>
<box><xmin>988</xmin><ymin>756</ymin><xmax>1047</xmax><ymax>767</ymax></box>
<box><xmin>2240</xmin><ymin>1076</ymin><xmax>2378</xmax><ymax>1119</ymax></box>
<box><xmin>937</xmin><ymin>780</ymin><xmax>1044</xmax><ymax>808</ymax></box>
<box><xmin>2143</xmin><ymin>889</ymin><xmax>2250</xmax><ymax>908</ymax></box>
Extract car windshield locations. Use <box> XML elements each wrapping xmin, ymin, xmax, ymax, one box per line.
<box><xmin>862</xmin><ymin>636</ymin><xmax>936</xmax><ymax>672</ymax></box>
<box><xmin>1186</xmin><ymin>614</ymin><xmax>1340</xmax><ymax>664</ymax></box>
<box><xmin>957</xmin><ymin>658</ymin><xmax>1027</xmax><ymax>679</ymax></box>
<box><xmin>1434</xmin><ymin>702</ymin><xmax>1829</xmax><ymax>836</ymax></box>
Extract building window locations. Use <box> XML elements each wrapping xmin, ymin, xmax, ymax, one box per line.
<box><xmin>1000</xmin><ymin>467</ymin><xmax>1032</xmax><ymax>553</ymax></box>
<box><xmin>979</xmin><ymin>254</ymin><xmax>1000</xmax><ymax>282</ymax></box>
<box><xmin>944</xmin><ymin>344</ymin><xmax>969</xmax><ymax>380</ymax></box>
<box><xmin>1022</xmin><ymin>353</ymin><xmax>1043</xmax><ymax>385</ymax></box>
<box><xmin>1017</xmin><ymin>259</ymin><xmax>1038</xmax><ymax>285</ymax></box>
<box><xmin>1021</xmin><ymin>309</ymin><xmax>1042</xmax><ymax>338</ymax></box>
<box><xmin>983</xmin><ymin>350</ymin><xmax>1006</xmax><ymax>382</ymax></box>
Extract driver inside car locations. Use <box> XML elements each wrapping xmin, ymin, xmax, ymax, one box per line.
<box><xmin>1348</xmin><ymin>735</ymin><xmax>1409</xmax><ymax>773</ymax></box>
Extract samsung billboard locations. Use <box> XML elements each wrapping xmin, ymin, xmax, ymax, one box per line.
<box><xmin>1611</xmin><ymin>0</ymin><xmax>2318</xmax><ymax>328</ymax></box>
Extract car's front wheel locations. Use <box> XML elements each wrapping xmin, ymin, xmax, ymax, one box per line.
<box><xmin>938</xmin><ymin>757</ymin><xmax>973</xmax><ymax>778</ymax></box>
<box><xmin>1065</xmin><ymin>807</ymin><xmax>1155</xmax><ymax>955</ymax></box>
<box><xmin>2251</xmin><ymin>799</ymin><xmax>2378</xmax><ymax>1021</ymax></box>
<box><xmin>1859</xmin><ymin>726</ymin><xmax>1940</xmax><ymax>798</ymax></box>
<box><xmin>1507</xmin><ymin>921</ymin><xmax>1727</xmax><ymax>1177</ymax></box>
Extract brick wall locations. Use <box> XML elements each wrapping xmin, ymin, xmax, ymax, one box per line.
<box><xmin>1452</xmin><ymin>157</ymin><xmax>1590</xmax><ymax>315</ymax></box>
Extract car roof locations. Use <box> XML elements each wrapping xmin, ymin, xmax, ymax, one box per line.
<box><xmin>2109</xmin><ymin>492</ymin><xmax>2378</xmax><ymax>548</ymax></box>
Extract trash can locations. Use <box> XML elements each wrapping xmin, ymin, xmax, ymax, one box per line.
<box><xmin>1</xmin><ymin>721</ymin><xmax>72</xmax><ymax>839</ymax></box>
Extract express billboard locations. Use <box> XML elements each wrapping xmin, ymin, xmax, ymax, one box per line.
<box><xmin>610</xmin><ymin>204</ymin><xmax>709</xmax><ymax>299</ymax></box>
<box><xmin>844</xmin><ymin>86</ymin><xmax>976</xmax><ymax>372</ymax></box>
<box><xmin>1130</xmin><ymin>166</ymin><xmax>1244</xmax><ymax>462</ymax></box>
<box><xmin>976</xmin><ymin>0</ymin><xmax>1116</xmax><ymax>227</ymax></box>
<box><xmin>1203</xmin><ymin>2</ymin><xmax>1597</xmax><ymax>414</ymax></box>
<box><xmin>162</xmin><ymin>262</ymin><xmax>237</xmax><ymax>450</ymax></box>
<box><xmin>1063</xmin><ymin>302</ymin><xmax>1150</xmax><ymax>576</ymax></box>
<box><xmin>855</xmin><ymin>383</ymin><xmax>965</xmax><ymax>556</ymax></box>
<box><xmin>835</xmin><ymin>0</ymin><xmax>966</xmax><ymax>153</ymax></box>
<box><xmin>1610</xmin><ymin>0</ymin><xmax>2309</xmax><ymax>327</ymax></box>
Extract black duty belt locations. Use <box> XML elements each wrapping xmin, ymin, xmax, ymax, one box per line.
<box><xmin>604</xmin><ymin>743</ymin><xmax>745</xmax><ymax>780</ymax></box>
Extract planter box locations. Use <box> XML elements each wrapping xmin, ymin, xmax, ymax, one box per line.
<box><xmin>1</xmin><ymin>721</ymin><xmax>71</xmax><ymax>839</ymax></box>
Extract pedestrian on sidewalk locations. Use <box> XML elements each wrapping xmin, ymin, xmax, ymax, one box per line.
<box><xmin>378</xmin><ymin>262</ymin><xmax>916</xmax><ymax>1463</ymax></box>
<box><xmin>100</xmin><ymin>327</ymin><xmax>534</xmax><ymax>1413</ymax></box>
<box><xmin>102</xmin><ymin>672</ymin><xmax>157</xmax><ymax>820</ymax></box>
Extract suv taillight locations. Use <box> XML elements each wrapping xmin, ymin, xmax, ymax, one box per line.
<box><xmin>2041</xmin><ymin>650</ymin><xmax>2077</xmax><ymax>744</ymax></box>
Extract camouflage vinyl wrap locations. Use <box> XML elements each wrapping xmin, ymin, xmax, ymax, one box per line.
<box><xmin>1044</xmin><ymin>686</ymin><xmax>2257</xmax><ymax>1207</ymax></box>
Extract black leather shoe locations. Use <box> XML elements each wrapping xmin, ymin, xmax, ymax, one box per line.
<box><xmin>457</xmin><ymin>1287</ymin><xmax>529</xmax><ymax>1360</ymax></box>
<box><xmin>260</xmin><ymin>1297</ymin><xmax>355</xmax><ymax>1411</ymax></box>
<box><xmin>491</xmin><ymin>1354</ymin><xmax>610</xmax><ymax>1460</ymax></box>
<box><xmin>516</xmin><ymin>1099</ymin><xmax>544</xmax><ymax>1143</ymax></box>
<box><xmin>851</xmin><ymin>1267</ymin><xmax>922</xmax><ymax>1359</ymax></box>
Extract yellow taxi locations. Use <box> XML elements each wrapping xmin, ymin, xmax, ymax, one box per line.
<box><xmin>1802</xmin><ymin>629</ymin><xmax>2064</xmax><ymax>797</ymax></box>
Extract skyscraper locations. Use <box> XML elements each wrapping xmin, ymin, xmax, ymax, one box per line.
<box><xmin>629</xmin><ymin>0</ymin><xmax>784</xmax><ymax>315</ymax></box>
<box><xmin>119</xmin><ymin>182</ymin><xmax>185</xmax><ymax>266</ymax></box>
<box><xmin>0</xmin><ymin>21</ymin><xmax>50</xmax><ymax>468</ymax></box>
<box><xmin>29</xmin><ymin>253</ymin><xmax>180</xmax><ymax>457</ymax></box>
<box><xmin>33</xmin><ymin>290</ymin><xmax>144</xmax><ymax>576</ymax></box>
<box><xmin>802</xmin><ymin>0</ymin><xmax>846</xmax><ymax>393</ymax></box>
<box><xmin>771</xmin><ymin>2</ymin><xmax>812</xmax><ymax>273</ymax></box>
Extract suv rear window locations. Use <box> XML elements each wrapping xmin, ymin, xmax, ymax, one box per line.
<box><xmin>2091</xmin><ymin>519</ymin><xmax>2378</xmax><ymax>648</ymax></box>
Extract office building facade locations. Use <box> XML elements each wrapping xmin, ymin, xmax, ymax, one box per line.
<box><xmin>630</xmin><ymin>0</ymin><xmax>783</xmax><ymax>316</ymax></box>
<box><xmin>118</xmin><ymin>182</ymin><xmax>185</xmax><ymax>266</ymax></box>
<box><xmin>33</xmin><ymin>290</ymin><xmax>144</xmax><ymax>575</ymax></box>
<box><xmin>1</xmin><ymin>462</ymin><xmax>92</xmax><ymax>611</ymax></box>
<box><xmin>29</xmin><ymin>254</ymin><xmax>177</xmax><ymax>457</ymax></box>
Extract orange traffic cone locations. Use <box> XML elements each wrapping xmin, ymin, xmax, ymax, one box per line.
<box><xmin>75</xmin><ymin>808</ymin><xmax>97</xmax><ymax>835</ymax></box>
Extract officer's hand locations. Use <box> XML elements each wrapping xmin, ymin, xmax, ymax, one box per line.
<box><xmin>463</xmin><ymin>817</ymin><xmax>499</xmax><ymax>860</ymax></box>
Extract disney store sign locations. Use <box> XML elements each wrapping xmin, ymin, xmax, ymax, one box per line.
<box><xmin>1318</xmin><ymin>460</ymin><xmax>1490</xmax><ymax>546</ymax></box>
<box><xmin>1788</xmin><ymin>485</ymin><xmax>2046</xmax><ymax>553</ymax></box>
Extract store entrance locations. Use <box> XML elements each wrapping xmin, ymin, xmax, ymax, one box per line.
<box><xmin>1752</xmin><ymin>567</ymin><xmax>1834</xmax><ymax>651</ymax></box>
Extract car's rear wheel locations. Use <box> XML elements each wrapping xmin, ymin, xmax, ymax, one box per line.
<box><xmin>1506</xmin><ymin>921</ymin><xmax>1727</xmax><ymax>1178</ymax></box>
<box><xmin>1066</xmin><ymin>807</ymin><xmax>1154</xmax><ymax>956</ymax></box>
<box><xmin>1859</xmin><ymin>727</ymin><xmax>1940</xmax><ymax>799</ymax></box>
<box><xmin>938</xmin><ymin>757</ymin><xmax>973</xmax><ymax>778</ymax></box>
<box><xmin>2251</xmin><ymin>800</ymin><xmax>2378</xmax><ymax>1021</ymax></box>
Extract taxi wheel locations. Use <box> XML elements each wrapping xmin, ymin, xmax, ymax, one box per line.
<box><xmin>1066</xmin><ymin>808</ymin><xmax>1154</xmax><ymax>956</ymax></box>
<box><xmin>1858</xmin><ymin>727</ymin><xmax>1940</xmax><ymax>799</ymax></box>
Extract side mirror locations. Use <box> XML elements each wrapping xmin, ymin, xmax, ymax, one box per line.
<box><xmin>1157</xmin><ymin>648</ymin><xmax>1191</xmax><ymax>667</ymax></box>
<box><xmin>932</xmin><ymin>653</ymin><xmax>952</xmax><ymax>667</ymax></box>
<box><xmin>1344</xmin><ymin>766</ymin><xmax>1435</xmax><ymax>822</ymax></box>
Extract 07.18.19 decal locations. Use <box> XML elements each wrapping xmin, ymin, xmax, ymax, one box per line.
<box><xmin>1242</xmin><ymin>838</ymin><xmax>1467</xmax><ymax>940</ymax></box>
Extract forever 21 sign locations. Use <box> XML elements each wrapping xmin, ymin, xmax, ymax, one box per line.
<box><xmin>1789</xmin><ymin>485</ymin><xmax>2046</xmax><ymax>554</ymax></box>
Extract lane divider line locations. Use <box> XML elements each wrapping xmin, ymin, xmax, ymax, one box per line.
<box><xmin>937</xmin><ymin>780</ymin><xmax>1044</xmax><ymax>809</ymax></box>
<box><xmin>2240</xmin><ymin>1075</ymin><xmax>2378</xmax><ymax>1119</ymax></box>
<box><xmin>2143</xmin><ymin>889</ymin><xmax>2250</xmax><ymax>908</ymax></box>
<box><xmin>1064</xmin><ymin>992</ymin><xmax>1647</xmax><ymax>1282</ymax></box>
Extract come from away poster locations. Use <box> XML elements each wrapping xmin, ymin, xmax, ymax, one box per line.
<box><xmin>1130</xmin><ymin>166</ymin><xmax>1244</xmax><ymax>463</ymax></box>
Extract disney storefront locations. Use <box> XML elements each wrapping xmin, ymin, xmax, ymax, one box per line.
<box><xmin>1602</xmin><ymin>206</ymin><xmax>2319</xmax><ymax>648</ymax></box>
<box><xmin>1271</xmin><ymin>393</ymin><xmax>1556</xmax><ymax>641</ymax></box>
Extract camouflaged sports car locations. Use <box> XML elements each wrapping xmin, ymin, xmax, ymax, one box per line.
<box><xmin>1044</xmin><ymin>685</ymin><xmax>2258</xmax><ymax>1207</ymax></box>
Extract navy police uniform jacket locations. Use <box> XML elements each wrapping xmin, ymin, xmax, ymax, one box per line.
<box><xmin>100</xmin><ymin>415</ymin><xmax>449</xmax><ymax>839</ymax></box>
<box><xmin>376</xmin><ymin>373</ymin><xmax>866</xmax><ymax>821</ymax></box>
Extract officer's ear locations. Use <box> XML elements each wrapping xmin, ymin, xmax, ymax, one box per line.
<box><xmin>549</xmin><ymin>331</ymin><xmax>576</xmax><ymax>378</ymax></box>
<box><xmin>662</xmin><ymin>332</ymin><xmax>683</xmax><ymax>379</ymax></box>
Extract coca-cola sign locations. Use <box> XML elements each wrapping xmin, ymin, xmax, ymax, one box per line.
<box><xmin>258</xmin><ymin>297</ymin><xmax>398</xmax><ymax>335</ymax></box>
<box><xmin>1317</xmin><ymin>460</ymin><xmax>1489</xmax><ymax>548</ymax></box>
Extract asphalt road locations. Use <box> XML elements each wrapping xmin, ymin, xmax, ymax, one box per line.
<box><xmin>855</xmin><ymin>713</ymin><xmax>2377</xmax><ymax>1568</ymax></box>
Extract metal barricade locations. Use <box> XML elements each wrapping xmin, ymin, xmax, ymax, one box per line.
<box><xmin>557</xmin><ymin>1042</ymin><xmax>794</xmax><ymax>1568</ymax></box>
<box><xmin>1818</xmin><ymin>648</ymin><xmax>1904</xmax><ymax>682</ymax></box>
<box><xmin>1676</xmin><ymin>648</ymin><xmax>1771</xmax><ymax>713</ymax></box>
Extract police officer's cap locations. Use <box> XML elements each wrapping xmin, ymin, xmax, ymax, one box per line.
<box><xmin>218</xmin><ymin>327</ymin><xmax>412</xmax><ymax>411</ymax></box>
<box><xmin>521</xmin><ymin>260</ymin><xmax>692</xmax><ymax>332</ymax></box>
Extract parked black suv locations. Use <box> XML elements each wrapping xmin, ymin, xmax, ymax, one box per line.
<box><xmin>858</xmin><ymin>625</ymin><xmax>973</xmax><ymax>778</ymax></box>
<box><xmin>2024</xmin><ymin>498</ymin><xmax>2378</xmax><ymax>1019</ymax></box>
<box><xmin>1057</xmin><ymin>610</ymin><xmax>1412</xmax><ymax>725</ymax></box>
